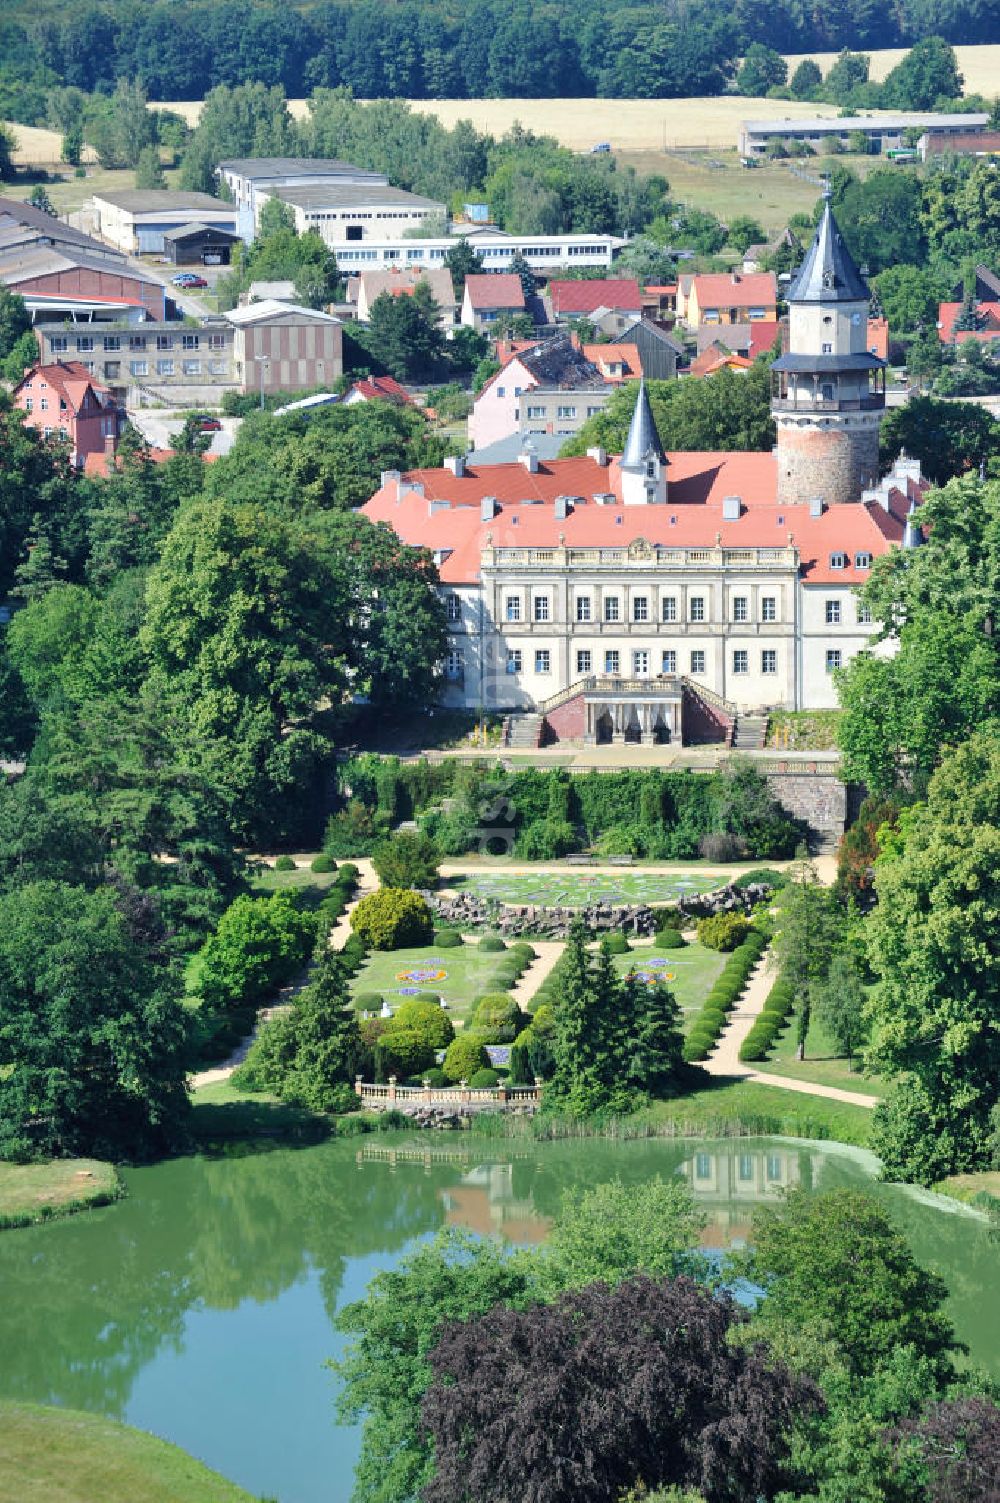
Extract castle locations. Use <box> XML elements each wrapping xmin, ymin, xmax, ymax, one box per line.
<box><xmin>363</xmin><ymin>197</ymin><xmax>922</xmax><ymax>746</ymax></box>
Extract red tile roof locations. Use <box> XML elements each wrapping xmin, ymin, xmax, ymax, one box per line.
<box><xmin>463</xmin><ymin>274</ymin><xmax>525</xmax><ymax>310</ymax></box>
<box><xmin>14</xmin><ymin>360</ymin><xmax>113</xmax><ymax>416</ymax></box>
<box><xmin>748</xmin><ymin>320</ymin><xmax>781</xmax><ymax>359</ymax></box>
<box><xmin>690</xmin><ymin>271</ymin><xmax>777</xmax><ymax>309</ymax></box>
<box><xmin>689</xmin><ymin>344</ymin><xmax>753</xmax><ymax>377</ymax></box>
<box><xmin>581</xmin><ymin>342</ymin><xmax>643</xmax><ymax>381</ymax></box>
<box><xmin>938</xmin><ymin>300</ymin><xmax>1000</xmax><ymax>344</ymax></box>
<box><xmin>82</xmin><ymin>444</ymin><xmax>176</xmax><ymax>477</ymax></box>
<box><xmin>363</xmin><ymin>451</ymin><xmax>913</xmax><ymax>585</ymax></box>
<box><xmin>348</xmin><ymin>376</ymin><xmax>413</xmax><ymax>404</ymax></box>
<box><xmin>549</xmin><ymin>279</ymin><xmax>642</xmax><ymax>316</ymax></box>
<box><xmin>866</xmin><ymin>317</ymin><xmax>889</xmax><ymax>360</ymax></box>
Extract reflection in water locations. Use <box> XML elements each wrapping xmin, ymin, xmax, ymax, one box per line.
<box><xmin>0</xmin><ymin>1135</ymin><xmax>996</xmax><ymax>1503</ymax></box>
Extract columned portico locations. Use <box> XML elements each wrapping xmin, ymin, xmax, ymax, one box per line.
<box><xmin>579</xmin><ymin>677</ymin><xmax>683</xmax><ymax>745</ymax></box>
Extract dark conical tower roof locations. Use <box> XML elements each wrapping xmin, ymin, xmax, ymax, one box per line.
<box><xmin>787</xmin><ymin>192</ymin><xmax>869</xmax><ymax>304</ymax></box>
<box><xmin>621</xmin><ymin>378</ymin><xmax>665</xmax><ymax>467</ymax></box>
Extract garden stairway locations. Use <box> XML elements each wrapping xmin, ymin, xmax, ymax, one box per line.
<box><xmin>506</xmin><ymin>714</ymin><xmax>544</xmax><ymax>749</ymax></box>
<box><xmin>731</xmin><ymin>715</ymin><xmax>769</xmax><ymax>751</ymax></box>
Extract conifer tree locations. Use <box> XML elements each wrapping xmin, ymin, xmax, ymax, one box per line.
<box><xmin>633</xmin><ymin>980</ymin><xmax>684</xmax><ymax>1095</ymax></box>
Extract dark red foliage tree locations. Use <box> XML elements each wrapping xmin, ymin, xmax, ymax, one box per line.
<box><xmin>419</xmin><ymin>1273</ymin><xmax>820</xmax><ymax>1503</ymax></box>
<box><xmin>891</xmin><ymin>1397</ymin><xmax>1000</xmax><ymax>1503</ymax></box>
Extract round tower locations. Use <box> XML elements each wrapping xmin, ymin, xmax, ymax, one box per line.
<box><xmin>771</xmin><ymin>193</ymin><xmax>885</xmax><ymax>506</ymax></box>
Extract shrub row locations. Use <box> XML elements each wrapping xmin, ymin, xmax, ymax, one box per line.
<box><xmin>697</xmin><ymin>912</ymin><xmax>751</xmax><ymax>952</ymax></box>
<box><xmin>683</xmin><ymin>929</ymin><xmax>767</xmax><ymax>1064</ymax></box>
<box><xmin>311</xmin><ymin>863</ymin><xmax>359</xmax><ymax>957</ymax></box>
<box><xmin>739</xmin><ymin>972</ymin><xmax>796</xmax><ymax>1062</ymax></box>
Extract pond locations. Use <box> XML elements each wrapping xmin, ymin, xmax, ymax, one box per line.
<box><xmin>0</xmin><ymin>1133</ymin><xmax>996</xmax><ymax>1503</ymax></box>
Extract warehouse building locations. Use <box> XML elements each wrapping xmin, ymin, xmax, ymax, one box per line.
<box><xmin>92</xmin><ymin>191</ymin><xmax>238</xmax><ymax>255</ymax></box>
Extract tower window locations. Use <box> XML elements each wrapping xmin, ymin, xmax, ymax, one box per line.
<box><xmin>822</xmin><ymin>343</ymin><xmax>832</xmax><ymax>354</ymax></box>
<box><xmin>646</xmin><ymin>460</ymin><xmax>656</xmax><ymax>478</ymax></box>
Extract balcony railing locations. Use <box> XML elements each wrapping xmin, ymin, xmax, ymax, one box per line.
<box><xmin>485</xmin><ymin>545</ymin><xmax>798</xmax><ymax>570</ymax></box>
<box><xmin>771</xmin><ymin>395</ymin><xmax>884</xmax><ymax>413</ymax></box>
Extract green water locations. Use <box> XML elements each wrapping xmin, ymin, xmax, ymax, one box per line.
<box><xmin>0</xmin><ymin>1134</ymin><xmax>996</xmax><ymax>1503</ymax></box>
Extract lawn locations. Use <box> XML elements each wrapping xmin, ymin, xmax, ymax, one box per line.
<box><xmin>348</xmin><ymin>939</ymin><xmax>522</xmax><ymax>1025</ymax></box>
<box><xmin>448</xmin><ymin>868</ymin><xmax>725</xmax><ymax>907</ymax></box>
<box><xmin>0</xmin><ymin>1159</ymin><xmax>121</xmax><ymax>1230</ymax></box>
<box><xmin>645</xmin><ymin>1078</ymin><xmax>873</xmax><ymax>1147</ymax></box>
<box><xmin>0</xmin><ymin>1402</ymin><xmax>257</xmax><ymax>1503</ymax></box>
<box><xmin>250</xmin><ymin>860</ymin><xmax>339</xmax><ymax>893</ymax></box>
<box><xmin>749</xmin><ymin>1011</ymin><xmax>888</xmax><ymax>1097</ymax></box>
<box><xmin>189</xmin><ymin>1079</ymin><xmax>328</xmax><ymax>1141</ymax></box>
<box><xmin>612</xmin><ymin>940</ymin><xmax>726</xmax><ymax>1024</ymax></box>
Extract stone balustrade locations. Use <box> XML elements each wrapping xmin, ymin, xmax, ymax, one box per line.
<box><xmin>355</xmin><ymin>1076</ymin><xmax>543</xmax><ymax>1115</ymax></box>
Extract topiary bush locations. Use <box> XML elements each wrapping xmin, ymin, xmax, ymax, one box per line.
<box><xmin>697</xmin><ymin>912</ymin><xmax>752</xmax><ymax>952</ymax></box>
<box><xmin>273</xmin><ymin>855</ymin><xmax>296</xmax><ymax>872</ymax></box>
<box><xmin>311</xmin><ymin>853</ymin><xmax>336</xmax><ymax>874</ymax></box>
<box><xmin>470</xmin><ymin>1067</ymin><xmax>500</xmax><ymax>1088</ymax></box>
<box><xmin>510</xmin><ymin>943</ymin><xmax>536</xmax><ymax>963</ymax></box>
<box><xmin>373</xmin><ymin>1028</ymin><xmax>436</xmax><ymax>1080</ymax></box>
<box><xmin>354</xmin><ymin>991</ymin><xmax>384</xmax><ymax>1012</ymax></box>
<box><xmin>602</xmin><ymin>932</ymin><xmax>631</xmax><ymax>955</ymax></box>
<box><xmin>391</xmin><ymin>998</ymin><xmax>455</xmax><ymax>1050</ymax></box>
<box><xmin>350</xmin><ymin>888</ymin><xmax>433</xmax><ymax>950</ymax></box>
<box><xmin>478</xmin><ymin>935</ymin><xmax>506</xmax><ymax>953</ymax></box>
<box><xmin>423</xmin><ymin>1066</ymin><xmax>449</xmax><ymax>1088</ymax></box>
<box><xmin>473</xmin><ymin>993</ymin><xmax>523</xmax><ymax>1044</ymax></box>
<box><xmin>657</xmin><ymin>928</ymin><xmax>685</xmax><ymax>948</ymax></box>
<box><xmin>739</xmin><ymin>973</ymin><xmax>795</xmax><ymax>1062</ymax></box>
<box><xmin>684</xmin><ymin>927</ymin><xmax>766</xmax><ymax>1061</ymax></box>
<box><xmin>338</xmin><ymin>863</ymin><xmax>360</xmax><ymax>884</ymax></box>
<box><xmin>435</xmin><ymin>929</ymin><xmax>463</xmax><ymax>948</ymax></box>
<box><xmin>733</xmin><ymin>867</ymin><xmax>786</xmax><ymax>890</ymax></box>
<box><xmin>442</xmin><ymin>1034</ymin><xmax>489</xmax><ymax>1083</ymax></box>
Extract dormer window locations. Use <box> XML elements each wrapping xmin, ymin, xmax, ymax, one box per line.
<box><xmin>829</xmin><ymin>551</ymin><xmax>847</xmax><ymax>570</ymax></box>
<box><xmin>855</xmin><ymin>551</ymin><xmax>872</xmax><ymax>569</ymax></box>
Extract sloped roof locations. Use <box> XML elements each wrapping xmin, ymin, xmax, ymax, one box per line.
<box><xmin>363</xmin><ymin>449</ymin><xmax>913</xmax><ymax>585</ymax></box>
<box><xmin>357</xmin><ymin>267</ymin><xmax>456</xmax><ymax>306</ymax></box>
<box><xmin>94</xmin><ymin>189</ymin><xmax>231</xmax><ymax>214</ymax></box>
<box><xmin>348</xmin><ymin>376</ymin><xmax>413</xmax><ymax>404</ymax></box>
<box><xmin>582</xmin><ymin>342</ymin><xmax>643</xmax><ymax>380</ymax></box>
<box><xmin>690</xmin><ymin>271</ymin><xmax>777</xmax><ymax>308</ymax></box>
<box><xmin>224</xmin><ymin>299</ymin><xmax>341</xmax><ymax>326</ymax></box>
<box><xmin>482</xmin><ymin>336</ymin><xmax>606</xmax><ymax>396</ymax></box>
<box><xmin>0</xmin><ymin>195</ymin><xmax>122</xmax><ymax>257</ymax></box>
<box><xmin>15</xmin><ymin>360</ymin><xmax>113</xmax><ymax>415</ymax></box>
<box><xmin>621</xmin><ymin>379</ymin><xmax>665</xmax><ymax>466</ymax></box>
<box><xmin>690</xmin><ymin>343</ymin><xmax>753</xmax><ymax>377</ymax></box>
<box><xmin>463</xmin><ymin>274</ymin><xmax>525</xmax><ymax>310</ymax></box>
<box><xmin>938</xmin><ymin>300</ymin><xmax>1000</xmax><ymax>343</ymax></box>
<box><xmin>549</xmin><ymin>278</ymin><xmax>642</xmax><ymax>315</ymax></box>
<box><xmin>162</xmin><ymin>221</ymin><xmax>241</xmax><ymax>242</ymax></box>
<box><xmin>787</xmin><ymin>197</ymin><xmax>869</xmax><ymax>304</ymax></box>
<box><xmin>219</xmin><ymin>157</ymin><xmax>386</xmax><ymax>182</ymax></box>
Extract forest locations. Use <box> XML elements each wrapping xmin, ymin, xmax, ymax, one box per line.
<box><xmin>2</xmin><ymin>0</ymin><xmax>1000</xmax><ymax>106</ymax></box>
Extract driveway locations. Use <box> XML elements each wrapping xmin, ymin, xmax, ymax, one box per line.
<box><xmin>127</xmin><ymin>408</ymin><xmax>241</xmax><ymax>455</ymax></box>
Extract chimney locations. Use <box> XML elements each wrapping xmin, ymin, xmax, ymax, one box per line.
<box><xmin>554</xmin><ymin>495</ymin><xmax>573</xmax><ymax>520</ymax></box>
<box><xmin>808</xmin><ymin>495</ymin><xmax>824</xmax><ymax>518</ymax></box>
<box><xmin>731</xmin><ymin>271</ymin><xmax>741</xmax><ymax>285</ymax></box>
<box><xmin>104</xmin><ymin>433</ymin><xmax>116</xmax><ymax>458</ymax></box>
<box><xmin>444</xmin><ymin>453</ymin><xmax>466</xmax><ymax>477</ymax></box>
<box><xmin>381</xmin><ymin>468</ymin><xmax>402</xmax><ymax>496</ymax></box>
<box><xmin>587</xmin><ymin>444</ymin><xmax>607</xmax><ymax>466</ymax></box>
<box><xmin>480</xmin><ymin>495</ymin><xmax>499</xmax><ymax>521</ymax></box>
<box><xmin>722</xmin><ymin>494</ymin><xmax>741</xmax><ymax>521</ymax></box>
<box><xmin>519</xmin><ymin>442</ymin><xmax>539</xmax><ymax>474</ymax></box>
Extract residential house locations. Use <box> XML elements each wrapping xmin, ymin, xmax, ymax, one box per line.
<box><xmin>547</xmin><ymin>278</ymin><xmax>643</xmax><ymax>332</ymax></box>
<box><xmin>938</xmin><ymin>299</ymin><xmax>1000</xmax><ymax>346</ymax></box>
<box><xmin>351</xmin><ymin>267</ymin><xmax>458</xmax><ymax>329</ymax></box>
<box><xmin>742</xmin><ymin>228</ymin><xmax>800</xmax><ymax>273</ymax></box>
<box><xmin>92</xmin><ymin>191</ymin><xmax>237</xmax><ymax>255</ymax></box>
<box><xmin>343</xmin><ymin>375</ymin><xmax>414</xmax><ymax>406</ymax></box>
<box><xmin>579</xmin><ymin>342</ymin><xmax>643</xmax><ymax>383</ymax></box>
<box><xmin>950</xmin><ymin>265</ymin><xmax>1000</xmax><ymax>302</ymax></box>
<box><xmin>461</xmin><ymin>274</ymin><xmax>526</xmax><ymax>332</ymax></box>
<box><xmin>469</xmin><ymin>335</ymin><xmax>610</xmax><ymax>449</ymax></box>
<box><xmin>694</xmin><ymin>321</ymin><xmax>780</xmax><ymax>361</ymax></box>
<box><xmin>689</xmin><ymin>342</ymin><xmax>753</xmax><ymax>377</ymax></box>
<box><xmin>640</xmin><ymin>284</ymin><xmax>678</xmax><ymax>319</ymax></box>
<box><xmin>676</xmin><ymin>271</ymin><xmax>777</xmax><ymax>329</ymax></box>
<box><xmin>13</xmin><ymin>361</ymin><xmax>124</xmax><ymax>467</ymax></box>
<box><xmin>611</xmin><ymin>320</ymin><xmax>683</xmax><ymax>380</ymax></box>
<box><xmin>224</xmin><ymin>300</ymin><xmax>343</xmax><ymax>394</ymax></box>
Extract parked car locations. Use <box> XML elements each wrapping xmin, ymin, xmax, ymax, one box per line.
<box><xmin>184</xmin><ymin>274</ymin><xmax>208</xmax><ymax>288</ymax></box>
<box><xmin>171</xmin><ymin>272</ymin><xmax>198</xmax><ymax>286</ymax></box>
<box><xmin>193</xmin><ymin>414</ymin><xmax>222</xmax><ymax>432</ymax></box>
<box><xmin>590</xmin><ymin>142</ymin><xmax>611</xmax><ymax>153</ymax></box>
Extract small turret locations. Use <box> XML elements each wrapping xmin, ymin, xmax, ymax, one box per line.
<box><xmin>620</xmin><ymin>379</ymin><xmax>667</xmax><ymax>505</ymax></box>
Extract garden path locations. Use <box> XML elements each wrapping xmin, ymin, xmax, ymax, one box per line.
<box><xmin>703</xmin><ymin>945</ymin><xmax>880</xmax><ymax>1110</ymax></box>
<box><xmin>510</xmin><ymin>942</ymin><xmax>565</xmax><ymax>1009</ymax></box>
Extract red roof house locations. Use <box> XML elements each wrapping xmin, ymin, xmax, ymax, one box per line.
<box><xmin>548</xmin><ymin>279</ymin><xmax>643</xmax><ymax>319</ymax></box>
<box><xmin>938</xmin><ymin>300</ymin><xmax>1000</xmax><ymax>345</ymax></box>
<box><xmin>13</xmin><ymin>360</ymin><xmax>124</xmax><ymax>468</ymax></box>
<box><xmin>461</xmin><ymin>273</ymin><xmax>526</xmax><ymax>332</ymax></box>
<box><xmin>343</xmin><ymin>375</ymin><xmax>414</xmax><ymax>406</ymax></box>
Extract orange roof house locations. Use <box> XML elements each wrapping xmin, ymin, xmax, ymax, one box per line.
<box><xmin>937</xmin><ymin>300</ymin><xmax>1000</xmax><ymax>345</ymax></box>
<box><xmin>580</xmin><ymin>342</ymin><xmax>644</xmax><ymax>382</ymax></box>
<box><xmin>461</xmin><ymin>273</ymin><xmax>527</xmax><ymax>332</ymax></box>
<box><xmin>677</xmin><ymin>271</ymin><xmax>778</xmax><ymax>330</ymax></box>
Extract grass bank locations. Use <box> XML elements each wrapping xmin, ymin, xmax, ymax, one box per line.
<box><xmin>749</xmin><ymin>1012</ymin><xmax>889</xmax><ymax>1098</ymax></box>
<box><xmin>932</xmin><ymin>1171</ymin><xmax>1000</xmax><ymax>1218</ymax></box>
<box><xmin>0</xmin><ymin>1160</ymin><xmax>123</xmax><ymax>1231</ymax></box>
<box><xmin>0</xmin><ymin>1402</ymin><xmax>257</xmax><ymax>1503</ymax></box>
<box><xmin>467</xmin><ymin>1076</ymin><xmax>872</xmax><ymax>1148</ymax></box>
<box><xmin>190</xmin><ymin>1079</ymin><xmax>330</xmax><ymax>1143</ymax></box>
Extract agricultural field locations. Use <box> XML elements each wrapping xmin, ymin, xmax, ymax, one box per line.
<box><xmin>446</xmin><ymin>869</ymin><xmax>725</xmax><ymax>907</ymax></box>
<box><xmin>348</xmin><ymin>940</ymin><xmax>521</xmax><ymax>1026</ymax></box>
<box><xmin>783</xmin><ymin>44</ymin><xmax>1000</xmax><ymax>94</ymax></box>
<box><xmin>612</xmin><ymin>941</ymin><xmax>727</xmax><ymax>1024</ymax></box>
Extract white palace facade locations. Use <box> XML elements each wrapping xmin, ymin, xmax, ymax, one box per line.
<box><xmin>363</xmin><ymin>199</ymin><xmax>923</xmax><ymax>746</ymax></box>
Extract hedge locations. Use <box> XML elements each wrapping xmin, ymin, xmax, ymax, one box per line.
<box><xmin>657</xmin><ymin>928</ymin><xmax>685</xmax><ymax>949</ymax></box>
<box><xmin>478</xmin><ymin>935</ymin><xmax>507</xmax><ymax>952</ymax></box>
<box><xmin>739</xmin><ymin>972</ymin><xmax>796</xmax><ymax>1062</ymax></box>
<box><xmin>697</xmin><ymin>912</ymin><xmax>751</xmax><ymax>952</ymax></box>
<box><xmin>470</xmin><ymin>1067</ymin><xmax>500</xmax><ymax>1088</ymax></box>
<box><xmin>311</xmin><ymin>853</ymin><xmax>336</xmax><ymax>874</ymax></box>
<box><xmin>443</xmin><ymin>1034</ymin><xmax>490</xmax><ymax>1083</ymax></box>
<box><xmin>273</xmin><ymin>855</ymin><xmax>296</xmax><ymax>872</ymax></box>
<box><xmin>683</xmin><ymin>929</ymin><xmax>767</xmax><ymax>1063</ymax></box>
<box><xmin>435</xmin><ymin>929</ymin><xmax>463</xmax><ymax>948</ymax></box>
<box><xmin>602</xmin><ymin>932</ymin><xmax>631</xmax><ymax>955</ymax></box>
<box><xmin>733</xmin><ymin>867</ymin><xmax>787</xmax><ymax>891</ymax></box>
<box><xmin>350</xmin><ymin>888</ymin><xmax>433</xmax><ymax>950</ymax></box>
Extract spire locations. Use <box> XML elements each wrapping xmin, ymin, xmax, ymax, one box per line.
<box><xmin>787</xmin><ymin>192</ymin><xmax>869</xmax><ymax>304</ymax></box>
<box><xmin>621</xmin><ymin>378</ymin><xmax>665</xmax><ymax>468</ymax></box>
<box><xmin>903</xmin><ymin>497</ymin><xmax>923</xmax><ymax>550</ymax></box>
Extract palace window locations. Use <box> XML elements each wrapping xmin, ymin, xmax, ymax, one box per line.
<box><xmin>576</xmin><ymin>649</ymin><xmax>592</xmax><ymax>674</ymax></box>
<box><xmin>535</xmin><ymin>649</ymin><xmax>551</xmax><ymax>673</ymax></box>
<box><xmin>633</xmin><ymin>650</ymin><xmax>649</xmax><ymax>675</ymax></box>
<box><xmin>661</xmin><ymin>649</ymin><xmax>676</xmax><ymax>674</ymax></box>
<box><xmin>633</xmin><ymin>595</ymin><xmax>649</xmax><ymax>622</ymax></box>
<box><xmin>689</xmin><ymin>595</ymin><xmax>705</xmax><ymax>622</ymax></box>
<box><xmin>690</xmin><ymin>650</ymin><xmax>706</xmax><ymax>674</ymax></box>
<box><xmin>576</xmin><ymin>596</ymin><xmax>592</xmax><ymax>622</ymax></box>
<box><xmin>604</xmin><ymin>650</ymin><xmax>620</xmax><ymax>674</ymax></box>
<box><xmin>733</xmin><ymin>650</ymin><xmax>749</xmax><ymax>674</ymax></box>
<box><xmin>662</xmin><ymin>596</ymin><xmax>677</xmax><ymax>623</ymax></box>
<box><xmin>506</xmin><ymin>649</ymin><xmax>522</xmax><ymax>674</ymax></box>
<box><xmin>604</xmin><ymin>596</ymin><xmax>621</xmax><ymax>623</ymax></box>
<box><xmin>825</xmin><ymin>599</ymin><xmax>841</xmax><ymax>625</ymax></box>
<box><xmin>446</xmin><ymin>594</ymin><xmax>462</xmax><ymax>622</ymax></box>
<box><xmin>732</xmin><ymin>595</ymin><xmax>748</xmax><ymax>623</ymax></box>
<box><xmin>826</xmin><ymin>649</ymin><xmax>842</xmax><ymax>673</ymax></box>
<box><xmin>444</xmin><ymin>650</ymin><xmax>464</xmax><ymax>680</ymax></box>
<box><xmin>533</xmin><ymin>594</ymin><xmax>550</xmax><ymax>622</ymax></box>
<box><xmin>505</xmin><ymin>595</ymin><xmax>521</xmax><ymax>622</ymax></box>
<box><xmin>858</xmin><ymin>602</ymin><xmax>872</xmax><ymax>624</ymax></box>
<box><xmin>761</xmin><ymin>649</ymin><xmax>777</xmax><ymax>674</ymax></box>
<box><xmin>761</xmin><ymin>595</ymin><xmax>777</xmax><ymax>622</ymax></box>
